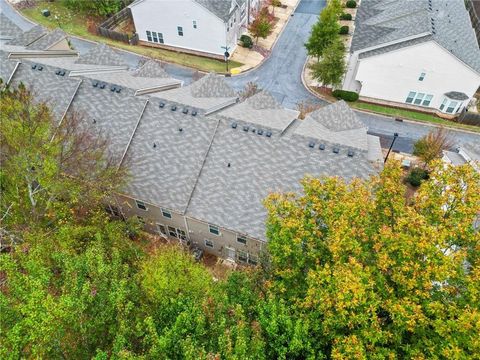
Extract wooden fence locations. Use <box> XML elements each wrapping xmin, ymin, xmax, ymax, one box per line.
<box><xmin>96</xmin><ymin>7</ymin><xmax>137</xmax><ymax>45</ymax></box>
<box><xmin>457</xmin><ymin>108</ymin><xmax>480</xmax><ymax>126</ymax></box>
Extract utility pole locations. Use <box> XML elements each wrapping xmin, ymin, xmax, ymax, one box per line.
<box><xmin>221</xmin><ymin>45</ymin><xmax>230</xmax><ymax>74</ymax></box>
<box><xmin>384</xmin><ymin>133</ymin><xmax>399</xmax><ymax>163</ymax></box>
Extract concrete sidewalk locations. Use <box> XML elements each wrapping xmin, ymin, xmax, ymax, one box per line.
<box><xmin>230</xmin><ymin>0</ymin><xmax>299</xmax><ymax>74</ymax></box>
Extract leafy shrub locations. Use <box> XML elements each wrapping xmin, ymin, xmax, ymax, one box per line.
<box><xmin>406</xmin><ymin>168</ymin><xmax>429</xmax><ymax>187</ymax></box>
<box><xmin>339</xmin><ymin>26</ymin><xmax>349</xmax><ymax>35</ymax></box>
<box><xmin>240</xmin><ymin>35</ymin><xmax>253</xmax><ymax>48</ymax></box>
<box><xmin>332</xmin><ymin>90</ymin><xmax>359</xmax><ymax>102</ymax></box>
<box><xmin>340</xmin><ymin>13</ymin><xmax>352</xmax><ymax>20</ymax></box>
<box><xmin>346</xmin><ymin>0</ymin><xmax>357</xmax><ymax>8</ymax></box>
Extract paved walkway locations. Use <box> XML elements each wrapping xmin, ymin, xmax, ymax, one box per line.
<box><xmin>230</xmin><ymin>0</ymin><xmax>299</xmax><ymax>73</ymax></box>
<box><xmin>1</xmin><ymin>0</ymin><xmax>479</xmax><ymax>154</ymax></box>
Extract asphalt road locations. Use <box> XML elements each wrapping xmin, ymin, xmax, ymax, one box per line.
<box><xmin>1</xmin><ymin>0</ymin><xmax>479</xmax><ymax>153</ymax></box>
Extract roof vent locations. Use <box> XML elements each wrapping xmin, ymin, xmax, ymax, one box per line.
<box><xmin>182</xmin><ymin>108</ymin><xmax>188</xmax><ymax>114</ymax></box>
<box><xmin>93</xmin><ymin>81</ymin><xmax>99</xmax><ymax>87</ymax></box>
<box><xmin>55</xmin><ymin>69</ymin><xmax>61</xmax><ymax>75</ymax></box>
<box><xmin>159</xmin><ymin>102</ymin><xmax>165</xmax><ymax>108</ymax></box>
<box><xmin>231</xmin><ymin>122</ymin><xmax>237</xmax><ymax>129</ymax></box>
<box><xmin>348</xmin><ymin>150</ymin><xmax>354</xmax><ymax>157</ymax></box>
<box><xmin>116</xmin><ymin>87</ymin><xmax>121</xmax><ymax>93</ymax></box>
<box><xmin>92</xmin><ymin>118</ymin><xmax>96</xmax><ymax>124</ymax></box>
<box><xmin>192</xmin><ymin>110</ymin><xmax>197</xmax><ymax>116</ymax></box>
<box><xmin>99</xmin><ymin>83</ymin><xmax>106</xmax><ymax>89</ymax></box>
<box><xmin>37</xmin><ymin>66</ymin><xmax>43</xmax><ymax>71</ymax></box>
<box><xmin>110</xmin><ymin>86</ymin><xmax>116</xmax><ymax>92</ymax></box>
<box><xmin>319</xmin><ymin>144</ymin><xmax>325</xmax><ymax>150</ymax></box>
<box><xmin>227</xmin><ymin>162</ymin><xmax>231</xmax><ymax>168</ymax></box>
<box><xmin>60</xmin><ymin>71</ymin><xmax>66</xmax><ymax>76</ymax></box>
<box><xmin>153</xmin><ymin>142</ymin><xmax>157</xmax><ymax>148</ymax></box>
<box><xmin>171</xmin><ymin>105</ymin><xmax>177</xmax><ymax>111</ymax></box>
<box><xmin>257</xmin><ymin>129</ymin><xmax>264</xmax><ymax>135</ymax></box>
<box><xmin>333</xmin><ymin>147</ymin><xmax>340</xmax><ymax>154</ymax></box>
<box><xmin>178</xmin><ymin>127</ymin><xmax>183</xmax><ymax>132</ymax></box>
<box><xmin>31</xmin><ymin>64</ymin><xmax>37</xmax><ymax>69</ymax></box>
<box><xmin>308</xmin><ymin>141</ymin><xmax>315</xmax><ymax>148</ymax></box>
<box><xmin>251</xmin><ymin>127</ymin><xmax>256</xmax><ymax>133</ymax></box>
<box><xmin>243</xmin><ymin>125</ymin><xmax>249</xmax><ymax>132</ymax></box>
<box><xmin>266</xmin><ymin>131</ymin><xmax>272</xmax><ymax>137</ymax></box>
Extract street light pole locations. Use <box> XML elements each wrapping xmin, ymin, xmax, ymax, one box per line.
<box><xmin>221</xmin><ymin>45</ymin><xmax>230</xmax><ymax>74</ymax></box>
<box><xmin>384</xmin><ymin>132</ymin><xmax>399</xmax><ymax>163</ymax></box>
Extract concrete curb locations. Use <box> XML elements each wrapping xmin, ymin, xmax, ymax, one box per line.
<box><xmin>231</xmin><ymin>0</ymin><xmax>301</xmax><ymax>77</ymax></box>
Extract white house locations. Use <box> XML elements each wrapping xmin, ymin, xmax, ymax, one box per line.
<box><xmin>129</xmin><ymin>0</ymin><xmax>260</xmax><ymax>59</ymax></box>
<box><xmin>343</xmin><ymin>0</ymin><xmax>480</xmax><ymax>117</ymax></box>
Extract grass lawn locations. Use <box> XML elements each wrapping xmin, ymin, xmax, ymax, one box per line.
<box><xmin>350</xmin><ymin>101</ymin><xmax>480</xmax><ymax>133</ymax></box>
<box><xmin>20</xmin><ymin>1</ymin><xmax>243</xmax><ymax>73</ymax></box>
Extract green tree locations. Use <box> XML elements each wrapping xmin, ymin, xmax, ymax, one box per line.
<box><xmin>264</xmin><ymin>161</ymin><xmax>480</xmax><ymax>358</ymax></box>
<box><xmin>305</xmin><ymin>2</ymin><xmax>341</xmax><ymax>60</ymax></box>
<box><xmin>0</xmin><ymin>84</ymin><xmax>125</xmax><ymax>230</ymax></box>
<box><xmin>309</xmin><ymin>39</ymin><xmax>346</xmax><ymax>87</ymax></box>
<box><xmin>63</xmin><ymin>0</ymin><xmax>126</xmax><ymax>17</ymax></box>
<box><xmin>248</xmin><ymin>14</ymin><xmax>273</xmax><ymax>44</ymax></box>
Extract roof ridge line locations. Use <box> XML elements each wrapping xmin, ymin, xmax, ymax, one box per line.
<box><xmin>118</xmin><ymin>98</ymin><xmax>149</xmax><ymax>169</ymax></box>
<box><xmin>183</xmin><ymin>118</ymin><xmax>221</xmax><ymax>215</ymax></box>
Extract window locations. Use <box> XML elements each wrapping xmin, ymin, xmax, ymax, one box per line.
<box><xmin>422</xmin><ymin>94</ymin><xmax>433</xmax><ymax>106</ymax></box>
<box><xmin>177</xmin><ymin>229</ymin><xmax>187</xmax><ymax>241</ymax></box>
<box><xmin>137</xmin><ymin>216</ymin><xmax>145</xmax><ymax>225</ymax></box>
<box><xmin>193</xmin><ymin>20</ymin><xmax>197</xmax><ymax>29</ymax></box>
<box><xmin>414</xmin><ymin>93</ymin><xmax>425</xmax><ymax>105</ymax></box>
<box><xmin>405</xmin><ymin>91</ymin><xmax>416</xmax><ymax>104</ymax></box>
<box><xmin>446</xmin><ymin>100</ymin><xmax>458</xmax><ymax>114</ymax></box>
<box><xmin>248</xmin><ymin>255</ymin><xmax>258</xmax><ymax>266</ymax></box>
<box><xmin>168</xmin><ymin>226</ymin><xmax>177</xmax><ymax>238</ymax></box>
<box><xmin>439</xmin><ymin>98</ymin><xmax>448</xmax><ymax>111</ymax></box>
<box><xmin>152</xmin><ymin>31</ymin><xmax>158</xmax><ymax>43</ymax></box>
<box><xmin>161</xmin><ymin>208</ymin><xmax>172</xmax><ymax>218</ymax></box>
<box><xmin>236</xmin><ymin>235</ymin><xmax>247</xmax><ymax>245</ymax></box>
<box><xmin>158</xmin><ymin>32</ymin><xmax>164</xmax><ymax>44</ymax></box>
<box><xmin>135</xmin><ymin>200</ymin><xmax>147</xmax><ymax>210</ymax></box>
<box><xmin>177</xmin><ymin>26</ymin><xmax>183</xmax><ymax>36</ymax></box>
<box><xmin>205</xmin><ymin>239</ymin><xmax>214</xmax><ymax>248</ymax></box>
<box><xmin>209</xmin><ymin>224</ymin><xmax>220</xmax><ymax>235</ymax></box>
<box><xmin>146</xmin><ymin>30</ymin><xmax>152</xmax><ymax>42</ymax></box>
<box><xmin>418</xmin><ymin>72</ymin><xmax>426</xmax><ymax>81</ymax></box>
<box><xmin>157</xmin><ymin>224</ymin><xmax>167</xmax><ymax>236</ymax></box>
<box><xmin>238</xmin><ymin>250</ymin><xmax>248</xmax><ymax>262</ymax></box>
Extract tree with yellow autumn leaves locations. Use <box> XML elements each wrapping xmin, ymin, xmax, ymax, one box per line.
<box><xmin>263</xmin><ymin>161</ymin><xmax>480</xmax><ymax>359</ymax></box>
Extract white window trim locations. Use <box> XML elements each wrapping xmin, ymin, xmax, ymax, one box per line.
<box><xmin>405</xmin><ymin>91</ymin><xmax>416</xmax><ymax>104</ymax></box>
<box><xmin>236</xmin><ymin>235</ymin><xmax>247</xmax><ymax>245</ymax></box>
<box><xmin>161</xmin><ymin>208</ymin><xmax>172</xmax><ymax>219</ymax></box>
<box><xmin>418</xmin><ymin>72</ymin><xmax>426</xmax><ymax>81</ymax></box>
<box><xmin>413</xmin><ymin>93</ymin><xmax>425</xmax><ymax>105</ymax></box>
<box><xmin>208</xmin><ymin>224</ymin><xmax>220</xmax><ymax>236</ymax></box>
<box><xmin>135</xmin><ymin>199</ymin><xmax>147</xmax><ymax>211</ymax></box>
<box><xmin>205</xmin><ymin>239</ymin><xmax>214</xmax><ymax>248</ymax></box>
<box><xmin>157</xmin><ymin>223</ymin><xmax>167</xmax><ymax>236</ymax></box>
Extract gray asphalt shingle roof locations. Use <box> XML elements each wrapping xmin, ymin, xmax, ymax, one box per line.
<box><xmin>8</xmin><ymin>25</ymin><xmax>47</xmax><ymax>46</ymax></box>
<box><xmin>67</xmin><ymin>79</ymin><xmax>147</xmax><ymax>160</ymax></box>
<box><xmin>353</xmin><ymin>0</ymin><xmax>480</xmax><ymax>74</ymax></box>
<box><xmin>75</xmin><ymin>43</ymin><xmax>127</xmax><ymax>67</ymax></box>
<box><xmin>0</xmin><ymin>39</ymin><xmax>383</xmax><ymax>242</ymax></box>
<box><xmin>152</xmin><ymin>73</ymin><xmax>237</xmax><ymax>111</ymax></box>
<box><xmin>0</xmin><ymin>12</ymin><xmax>23</xmax><ymax>39</ymax></box>
<box><xmin>194</xmin><ymin>0</ymin><xmax>235</xmax><ymax>21</ymax></box>
<box><xmin>123</xmin><ymin>99</ymin><xmax>218</xmax><ymax>213</ymax></box>
<box><xmin>8</xmin><ymin>60</ymin><xmax>81</xmax><ymax>122</ymax></box>
<box><xmin>218</xmin><ymin>91</ymin><xmax>299</xmax><ymax>132</ymax></box>
<box><xmin>26</xmin><ymin>28</ymin><xmax>67</xmax><ymax>50</ymax></box>
<box><xmin>134</xmin><ymin>60</ymin><xmax>170</xmax><ymax>78</ymax></box>
<box><xmin>186</xmin><ymin>118</ymin><xmax>378</xmax><ymax>241</ymax></box>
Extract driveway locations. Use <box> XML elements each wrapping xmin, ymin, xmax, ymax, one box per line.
<box><xmin>1</xmin><ymin>0</ymin><xmax>479</xmax><ymax>153</ymax></box>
